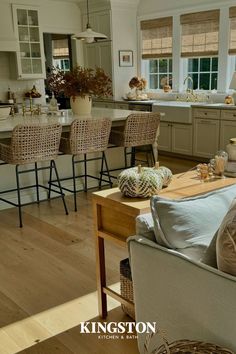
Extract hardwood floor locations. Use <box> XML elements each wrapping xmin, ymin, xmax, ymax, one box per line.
<box><xmin>0</xmin><ymin>155</ymin><xmax>196</xmax><ymax>354</ymax></box>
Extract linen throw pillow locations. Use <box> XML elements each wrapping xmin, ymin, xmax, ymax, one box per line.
<box><xmin>216</xmin><ymin>199</ymin><xmax>236</xmax><ymax>276</ymax></box>
<box><xmin>151</xmin><ymin>184</ymin><xmax>236</xmax><ymax>250</ymax></box>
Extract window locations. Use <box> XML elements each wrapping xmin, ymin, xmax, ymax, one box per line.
<box><xmin>53</xmin><ymin>58</ymin><xmax>70</xmax><ymax>72</ymax></box>
<box><xmin>229</xmin><ymin>7</ymin><xmax>236</xmax><ymax>55</ymax></box>
<box><xmin>141</xmin><ymin>17</ymin><xmax>173</xmax><ymax>59</ymax></box>
<box><xmin>180</xmin><ymin>10</ymin><xmax>220</xmax><ymax>58</ymax></box>
<box><xmin>187</xmin><ymin>57</ymin><xmax>218</xmax><ymax>90</ymax></box>
<box><xmin>147</xmin><ymin>58</ymin><xmax>172</xmax><ymax>89</ymax></box>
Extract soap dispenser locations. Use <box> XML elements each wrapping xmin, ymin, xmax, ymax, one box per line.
<box><xmin>49</xmin><ymin>92</ymin><xmax>58</xmax><ymax>111</ymax></box>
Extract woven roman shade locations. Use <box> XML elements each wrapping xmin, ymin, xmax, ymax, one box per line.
<box><xmin>141</xmin><ymin>17</ymin><xmax>173</xmax><ymax>59</ymax></box>
<box><xmin>229</xmin><ymin>7</ymin><xmax>236</xmax><ymax>55</ymax></box>
<box><xmin>180</xmin><ymin>10</ymin><xmax>220</xmax><ymax>58</ymax></box>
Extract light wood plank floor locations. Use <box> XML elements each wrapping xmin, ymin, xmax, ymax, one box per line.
<box><xmin>0</xmin><ymin>156</ymin><xmax>196</xmax><ymax>354</ymax></box>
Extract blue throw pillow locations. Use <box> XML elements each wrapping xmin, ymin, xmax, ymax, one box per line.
<box><xmin>151</xmin><ymin>184</ymin><xmax>236</xmax><ymax>249</ymax></box>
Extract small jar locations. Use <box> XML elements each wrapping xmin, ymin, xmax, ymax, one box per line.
<box><xmin>226</xmin><ymin>138</ymin><xmax>236</xmax><ymax>161</ymax></box>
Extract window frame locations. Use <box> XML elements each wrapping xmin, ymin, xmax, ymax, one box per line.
<box><xmin>186</xmin><ymin>56</ymin><xmax>219</xmax><ymax>91</ymax></box>
<box><xmin>142</xmin><ymin>57</ymin><xmax>173</xmax><ymax>91</ymax></box>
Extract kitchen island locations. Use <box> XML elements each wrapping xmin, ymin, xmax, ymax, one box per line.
<box><xmin>0</xmin><ymin>107</ymin><xmax>140</xmax><ymax>139</ymax></box>
<box><xmin>0</xmin><ymin>107</ymin><xmax>159</xmax><ymax>211</ymax></box>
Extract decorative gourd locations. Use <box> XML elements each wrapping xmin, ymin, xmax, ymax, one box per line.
<box><xmin>118</xmin><ymin>165</ymin><xmax>163</xmax><ymax>198</ymax></box>
<box><xmin>153</xmin><ymin>162</ymin><xmax>172</xmax><ymax>187</ymax></box>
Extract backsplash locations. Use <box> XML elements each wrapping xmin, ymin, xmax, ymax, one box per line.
<box><xmin>0</xmin><ymin>52</ymin><xmax>45</xmax><ymax>104</ymax></box>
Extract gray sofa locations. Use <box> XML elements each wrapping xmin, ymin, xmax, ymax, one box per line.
<box><xmin>128</xmin><ymin>185</ymin><xmax>236</xmax><ymax>353</ymax></box>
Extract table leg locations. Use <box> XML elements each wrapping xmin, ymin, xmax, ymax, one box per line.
<box><xmin>96</xmin><ymin>236</ymin><xmax>107</xmax><ymax>318</ymax></box>
<box><xmin>94</xmin><ymin>203</ymin><xmax>108</xmax><ymax>318</ymax></box>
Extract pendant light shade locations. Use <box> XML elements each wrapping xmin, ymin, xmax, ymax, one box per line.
<box><xmin>72</xmin><ymin>0</ymin><xmax>107</xmax><ymax>43</ymax></box>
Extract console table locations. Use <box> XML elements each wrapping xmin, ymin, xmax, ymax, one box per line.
<box><xmin>92</xmin><ymin>171</ymin><xmax>236</xmax><ymax>318</ymax></box>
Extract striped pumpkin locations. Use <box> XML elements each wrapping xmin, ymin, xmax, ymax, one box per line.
<box><xmin>118</xmin><ymin>165</ymin><xmax>172</xmax><ymax>198</ymax></box>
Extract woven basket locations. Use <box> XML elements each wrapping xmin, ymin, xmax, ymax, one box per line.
<box><xmin>120</xmin><ymin>258</ymin><xmax>135</xmax><ymax>319</ymax></box>
<box><xmin>144</xmin><ymin>330</ymin><xmax>234</xmax><ymax>354</ymax></box>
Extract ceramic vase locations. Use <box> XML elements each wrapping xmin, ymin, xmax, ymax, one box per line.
<box><xmin>70</xmin><ymin>95</ymin><xmax>92</xmax><ymax>115</ymax></box>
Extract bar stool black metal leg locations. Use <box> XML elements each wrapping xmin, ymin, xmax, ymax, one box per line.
<box><xmin>84</xmin><ymin>153</ymin><xmax>87</xmax><ymax>192</ymax></box>
<box><xmin>15</xmin><ymin>165</ymin><xmax>23</xmax><ymax>228</ymax></box>
<box><xmin>103</xmin><ymin>152</ymin><xmax>113</xmax><ymax>188</ymax></box>
<box><xmin>72</xmin><ymin>155</ymin><xmax>78</xmax><ymax>212</ymax></box>
<box><xmin>35</xmin><ymin>162</ymin><xmax>40</xmax><ymax>204</ymax></box>
<box><xmin>151</xmin><ymin>145</ymin><xmax>156</xmax><ymax>165</ymax></box>
<box><xmin>52</xmin><ymin>160</ymin><xmax>68</xmax><ymax>215</ymax></box>
<box><xmin>98</xmin><ymin>152</ymin><xmax>104</xmax><ymax>190</ymax></box>
<box><xmin>48</xmin><ymin>160</ymin><xmax>53</xmax><ymax>199</ymax></box>
<box><xmin>124</xmin><ymin>147</ymin><xmax>128</xmax><ymax>168</ymax></box>
<box><xmin>131</xmin><ymin>147</ymin><xmax>136</xmax><ymax>167</ymax></box>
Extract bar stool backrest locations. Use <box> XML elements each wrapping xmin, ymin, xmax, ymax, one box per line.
<box><xmin>123</xmin><ymin>112</ymin><xmax>160</xmax><ymax>147</ymax></box>
<box><xmin>8</xmin><ymin>123</ymin><xmax>62</xmax><ymax>164</ymax></box>
<box><xmin>69</xmin><ymin>118</ymin><xmax>112</xmax><ymax>154</ymax></box>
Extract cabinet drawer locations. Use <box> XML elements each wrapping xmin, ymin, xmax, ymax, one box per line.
<box><xmin>115</xmin><ymin>103</ymin><xmax>129</xmax><ymax>110</ymax></box>
<box><xmin>221</xmin><ymin>110</ymin><xmax>236</xmax><ymax>121</ymax></box>
<box><xmin>93</xmin><ymin>102</ymin><xmax>114</xmax><ymax>108</ymax></box>
<box><xmin>193</xmin><ymin>108</ymin><xmax>220</xmax><ymax>119</ymax></box>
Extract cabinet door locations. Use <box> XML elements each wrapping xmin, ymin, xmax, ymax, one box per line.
<box><xmin>12</xmin><ymin>6</ymin><xmax>45</xmax><ymax>79</ymax></box>
<box><xmin>84</xmin><ymin>42</ymin><xmax>112</xmax><ymax>78</ymax></box>
<box><xmin>220</xmin><ymin>120</ymin><xmax>236</xmax><ymax>150</ymax></box>
<box><xmin>193</xmin><ymin>118</ymin><xmax>220</xmax><ymax>158</ymax></box>
<box><xmin>97</xmin><ymin>42</ymin><xmax>112</xmax><ymax>78</ymax></box>
<box><xmin>84</xmin><ymin>43</ymin><xmax>98</xmax><ymax>70</ymax></box>
<box><xmin>96</xmin><ymin>11</ymin><xmax>111</xmax><ymax>40</ymax></box>
<box><xmin>172</xmin><ymin>124</ymin><xmax>193</xmax><ymax>155</ymax></box>
<box><xmin>158</xmin><ymin>122</ymin><xmax>172</xmax><ymax>152</ymax></box>
<box><xmin>83</xmin><ymin>11</ymin><xmax>111</xmax><ymax>40</ymax></box>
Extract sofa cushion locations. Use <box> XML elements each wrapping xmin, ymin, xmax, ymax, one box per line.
<box><xmin>216</xmin><ymin>199</ymin><xmax>236</xmax><ymax>276</ymax></box>
<box><xmin>200</xmin><ymin>231</ymin><xmax>217</xmax><ymax>267</ymax></box>
<box><xmin>151</xmin><ymin>184</ymin><xmax>236</xmax><ymax>250</ymax></box>
<box><xmin>136</xmin><ymin>213</ymin><xmax>155</xmax><ymax>242</ymax></box>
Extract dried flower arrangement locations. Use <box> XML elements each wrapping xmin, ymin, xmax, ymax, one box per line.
<box><xmin>129</xmin><ymin>76</ymin><xmax>147</xmax><ymax>90</ymax></box>
<box><xmin>47</xmin><ymin>66</ymin><xmax>112</xmax><ymax>99</ymax></box>
<box><xmin>25</xmin><ymin>85</ymin><xmax>41</xmax><ymax>98</ymax></box>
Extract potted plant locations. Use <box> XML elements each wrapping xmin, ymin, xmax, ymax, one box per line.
<box><xmin>127</xmin><ymin>76</ymin><xmax>147</xmax><ymax>100</ymax></box>
<box><xmin>47</xmin><ymin>66</ymin><xmax>112</xmax><ymax>114</ymax></box>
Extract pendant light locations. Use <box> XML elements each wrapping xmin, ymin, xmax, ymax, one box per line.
<box><xmin>72</xmin><ymin>0</ymin><xmax>107</xmax><ymax>43</ymax></box>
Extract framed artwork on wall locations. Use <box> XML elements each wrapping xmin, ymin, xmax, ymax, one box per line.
<box><xmin>119</xmin><ymin>50</ymin><xmax>133</xmax><ymax>67</ymax></box>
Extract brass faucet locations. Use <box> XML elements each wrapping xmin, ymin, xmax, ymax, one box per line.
<box><xmin>22</xmin><ymin>97</ymin><xmax>42</xmax><ymax>116</ymax></box>
<box><xmin>183</xmin><ymin>76</ymin><xmax>194</xmax><ymax>94</ymax></box>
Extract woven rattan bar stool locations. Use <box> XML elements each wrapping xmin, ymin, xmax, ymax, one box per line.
<box><xmin>50</xmin><ymin>118</ymin><xmax>112</xmax><ymax>212</ymax></box>
<box><xmin>108</xmin><ymin>112</ymin><xmax>160</xmax><ymax>174</ymax></box>
<box><xmin>0</xmin><ymin>123</ymin><xmax>68</xmax><ymax>227</ymax></box>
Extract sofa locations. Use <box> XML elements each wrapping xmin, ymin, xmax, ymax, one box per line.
<box><xmin>128</xmin><ymin>184</ymin><xmax>236</xmax><ymax>353</ymax></box>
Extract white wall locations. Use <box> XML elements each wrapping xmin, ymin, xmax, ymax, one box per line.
<box><xmin>111</xmin><ymin>3</ymin><xmax>138</xmax><ymax>100</ymax></box>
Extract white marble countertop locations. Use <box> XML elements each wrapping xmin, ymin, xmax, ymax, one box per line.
<box><xmin>153</xmin><ymin>101</ymin><xmax>236</xmax><ymax>109</ymax></box>
<box><xmin>0</xmin><ymin>107</ymin><xmax>141</xmax><ymax>137</ymax></box>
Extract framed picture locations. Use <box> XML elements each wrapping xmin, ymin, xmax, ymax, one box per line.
<box><xmin>119</xmin><ymin>50</ymin><xmax>133</xmax><ymax>67</ymax></box>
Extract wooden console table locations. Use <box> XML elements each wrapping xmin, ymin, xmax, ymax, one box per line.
<box><xmin>92</xmin><ymin>171</ymin><xmax>236</xmax><ymax>318</ymax></box>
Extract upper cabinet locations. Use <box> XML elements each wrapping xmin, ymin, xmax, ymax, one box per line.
<box><xmin>12</xmin><ymin>5</ymin><xmax>45</xmax><ymax>79</ymax></box>
<box><xmin>82</xmin><ymin>10</ymin><xmax>111</xmax><ymax>40</ymax></box>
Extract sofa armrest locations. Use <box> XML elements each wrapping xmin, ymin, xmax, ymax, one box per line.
<box><xmin>128</xmin><ymin>236</ymin><xmax>236</xmax><ymax>353</ymax></box>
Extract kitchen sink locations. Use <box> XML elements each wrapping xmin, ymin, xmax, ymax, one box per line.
<box><xmin>153</xmin><ymin>102</ymin><xmax>192</xmax><ymax>123</ymax></box>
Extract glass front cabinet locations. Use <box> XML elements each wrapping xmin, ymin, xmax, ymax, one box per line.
<box><xmin>12</xmin><ymin>5</ymin><xmax>45</xmax><ymax>79</ymax></box>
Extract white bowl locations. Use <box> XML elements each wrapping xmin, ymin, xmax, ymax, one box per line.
<box><xmin>0</xmin><ymin>106</ymin><xmax>11</xmax><ymax>120</ymax></box>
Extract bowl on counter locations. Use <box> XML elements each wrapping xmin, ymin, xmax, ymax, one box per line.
<box><xmin>0</xmin><ymin>106</ymin><xmax>11</xmax><ymax>120</ymax></box>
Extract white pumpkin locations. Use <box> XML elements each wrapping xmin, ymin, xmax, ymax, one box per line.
<box><xmin>118</xmin><ymin>165</ymin><xmax>164</xmax><ymax>198</ymax></box>
<box><xmin>153</xmin><ymin>165</ymin><xmax>172</xmax><ymax>187</ymax></box>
